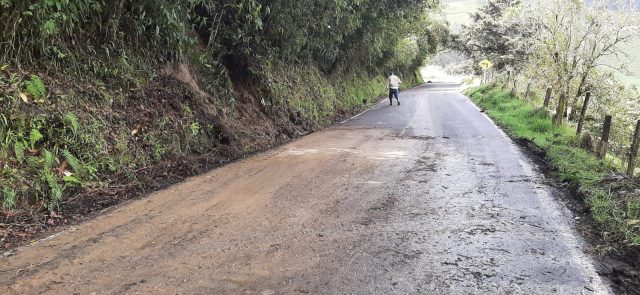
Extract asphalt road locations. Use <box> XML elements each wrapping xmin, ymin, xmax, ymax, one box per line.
<box><xmin>0</xmin><ymin>83</ymin><xmax>610</xmax><ymax>294</ymax></box>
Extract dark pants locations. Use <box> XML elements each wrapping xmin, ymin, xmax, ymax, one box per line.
<box><xmin>389</xmin><ymin>88</ymin><xmax>399</xmax><ymax>104</ymax></box>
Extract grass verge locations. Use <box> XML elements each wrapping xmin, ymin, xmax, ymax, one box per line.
<box><xmin>466</xmin><ymin>84</ymin><xmax>640</xmax><ymax>246</ymax></box>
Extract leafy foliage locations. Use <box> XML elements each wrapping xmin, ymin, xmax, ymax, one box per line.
<box><xmin>1</xmin><ymin>0</ymin><xmax>199</xmax><ymax>64</ymax></box>
<box><xmin>453</xmin><ymin>0</ymin><xmax>534</xmax><ymax>71</ymax></box>
<box><xmin>29</xmin><ymin>129</ymin><xmax>43</xmax><ymax>150</ymax></box>
<box><xmin>63</xmin><ymin>113</ymin><xmax>80</xmax><ymax>135</ymax></box>
<box><xmin>460</xmin><ymin>0</ymin><xmax>640</xmax><ymax>174</ymax></box>
<box><xmin>43</xmin><ymin>149</ymin><xmax>56</xmax><ymax>170</ymax></box>
<box><xmin>2</xmin><ymin>188</ymin><xmax>17</xmax><ymax>209</ymax></box>
<box><xmin>43</xmin><ymin>170</ymin><xmax>63</xmax><ymax>209</ymax></box>
<box><xmin>62</xmin><ymin>149</ymin><xmax>84</xmax><ymax>177</ymax></box>
<box><xmin>14</xmin><ymin>141</ymin><xmax>26</xmax><ymax>163</ymax></box>
<box><xmin>25</xmin><ymin>75</ymin><xmax>47</xmax><ymax>100</ymax></box>
<box><xmin>0</xmin><ymin>0</ymin><xmax>448</xmax><ymax>217</ymax></box>
<box><xmin>467</xmin><ymin>85</ymin><xmax>640</xmax><ymax>245</ymax></box>
<box><xmin>2</xmin><ymin>0</ymin><xmax>446</xmax><ymax>78</ymax></box>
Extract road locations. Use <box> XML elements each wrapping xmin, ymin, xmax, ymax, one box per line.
<box><xmin>0</xmin><ymin>83</ymin><xmax>609</xmax><ymax>294</ymax></box>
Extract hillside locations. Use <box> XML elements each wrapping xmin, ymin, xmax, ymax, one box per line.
<box><xmin>0</xmin><ymin>1</ymin><xmax>447</xmax><ymax>246</ymax></box>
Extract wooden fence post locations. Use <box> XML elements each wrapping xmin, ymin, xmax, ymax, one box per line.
<box><xmin>597</xmin><ymin>115</ymin><xmax>613</xmax><ymax>160</ymax></box>
<box><xmin>524</xmin><ymin>82</ymin><xmax>531</xmax><ymax>100</ymax></box>
<box><xmin>543</xmin><ymin>87</ymin><xmax>552</xmax><ymax>107</ymax></box>
<box><xmin>576</xmin><ymin>92</ymin><xmax>591</xmax><ymax>136</ymax></box>
<box><xmin>627</xmin><ymin>120</ymin><xmax>640</xmax><ymax>176</ymax></box>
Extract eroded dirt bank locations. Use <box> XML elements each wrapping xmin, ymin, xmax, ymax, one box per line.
<box><xmin>0</xmin><ymin>84</ymin><xmax>612</xmax><ymax>294</ymax></box>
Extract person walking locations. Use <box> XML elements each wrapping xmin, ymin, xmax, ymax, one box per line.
<box><xmin>387</xmin><ymin>72</ymin><xmax>402</xmax><ymax>106</ymax></box>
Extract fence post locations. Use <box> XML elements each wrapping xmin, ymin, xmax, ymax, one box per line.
<box><xmin>524</xmin><ymin>82</ymin><xmax>531</xmax><ymax>100</ymax></box>
<box><xmin>576</xmin><ymin>92</ymin><xmax>591</xmax><ymax>136</ymax></box>
<box><xmin>597</xmin><ymin>115</ymin><xmax>613</xmax><ymax>160</ymax></box>
<box><xmin>627</xmin><ymin>120</ymin><xmax>640</xmax><ymax>176</ymax></box>
<box><xmin>543</xmin><ymin>87</ymin><xmax>552</xmax><ymax>107</ymax></box>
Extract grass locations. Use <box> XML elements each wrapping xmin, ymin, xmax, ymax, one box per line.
<box><xmin>467</xmin><ymin>84</ymin><xmax>640</xmax><ymax>246</ymax></box>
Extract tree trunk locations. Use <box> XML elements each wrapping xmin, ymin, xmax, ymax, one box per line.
<box><xmin>627</xmin><ymin>120</ymin><xmax>640</xmax><ymax>176</ymax></box>
<box><xmin>543</xmin><ymin>87</ymin><xmax>552</xmax><ymax>108</ymax></box>
<box><xmin>597</xmin><ymin>115</ymin><xmax>613</xmax><ymax>160</ymax></box>
<box><xmin>553</xmin><ymin>93</ymin><xmax>567</xmax><ymax>126</ymax></box>
<box><xmin>576</xmin><ymin>92</ymin><xmax>591</xmax><ymax>136</ymax></box>
<box><xmin>572</xmin><ymin>74</ymin><xmax>589</xmax><ymax>111</ymax></box>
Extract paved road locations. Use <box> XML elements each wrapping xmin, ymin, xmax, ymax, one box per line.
<box><xmin>0</xmin><ymin>83</ymin><xmax>609</xmax><ymax>294</ymax></box>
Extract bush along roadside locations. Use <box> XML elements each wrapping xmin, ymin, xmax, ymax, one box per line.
<box><xmin>0</xmin><ymin>61</ymin><xmax>423</xmax><ymax>249</ymax></box>
<box><xmin>466</xmin><ymin>85</ymin><xmax>640</xmax><ymax>247</ymax></box>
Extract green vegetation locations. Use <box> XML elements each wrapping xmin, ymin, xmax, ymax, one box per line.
<box><xmin>467</xmin><ymin>85</ymin><xmax>640</xmax><ymax>246</ymax></box>
<box><xmin>0</xmin><ymin>0</ymin><xmax>445</xmax><ymax>227</ymax></box>
<box><xmin>453</xmin><ymin>0</ymin><xmax>640</xmax><ymax>194</ymax></box>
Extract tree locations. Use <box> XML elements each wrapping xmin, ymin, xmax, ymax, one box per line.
<box><xmin>453</xmin><ymin>0</ymin><xmax>536</xmax><ymax>71</ymax></box>
<box><xmin>522</xmin><ymin>0</ymin><xmax>640</xmax><ymax>126</ymax></box>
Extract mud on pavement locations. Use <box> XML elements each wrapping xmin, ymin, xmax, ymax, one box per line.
<box><xmin>0</xmin><ymin>83</ymin><xmax>617</xmax><ymax>294</ymax></box>
<box><xmin>0</xmin><ymin>128</ymin><xmax>428</xmax><ymax>294</ymax></box>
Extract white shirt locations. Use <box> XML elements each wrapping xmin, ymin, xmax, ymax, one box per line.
<box><xmin>388</xmin><ymin>75</ymin><xmax>402</xmax><ymax>89</ymax></box>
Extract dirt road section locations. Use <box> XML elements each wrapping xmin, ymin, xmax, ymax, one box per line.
<box><xmin>0</xmin><ymin>83</ymin><xmax>610</xmax><ymax>294</ymax></box>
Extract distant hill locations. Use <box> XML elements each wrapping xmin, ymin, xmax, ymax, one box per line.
<box><xmin>609</xmin><ymin>35</ymin><xmax>640</xmax><ymax>87</ymax></box>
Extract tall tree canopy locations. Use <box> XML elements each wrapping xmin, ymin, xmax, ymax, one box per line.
<box><xmin>1</xmin><ymin>0</ymin><xmax>447</xmax><ymax>77</ymax></box>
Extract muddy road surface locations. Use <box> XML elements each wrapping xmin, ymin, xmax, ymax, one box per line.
<box><xmin>1</xmin><ymin>83</ymin><xmax>610</xmax><ymax>294</ymax></box>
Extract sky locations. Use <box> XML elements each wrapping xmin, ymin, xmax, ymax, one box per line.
<box><xmin>442</xmin><ymin>0</ymin><xmax>640</xmax><ymax>28</ymax></box>
<box><xmin>442</xmin><ymin>0</ymin><xmax>486</xmax><ymax>31</ymax></box>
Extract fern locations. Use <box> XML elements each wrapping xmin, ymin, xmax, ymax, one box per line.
<box><xmin>43</xmin><ymin>149</ymin><xmax>56</xmax><ymax>170</ymax></box>
<box><xmin>62</xmin><ymin>149</ymin><xmax>84</xmax><ymax>176</ymax></box>
<box><xmin>25</xmin><ymin>75</ymin><xmax>46</xmax><ymax>100</ymax></box>
<box><xmin>29</xmin><ymin>129</ymin><xmax>43</xmax><ymax>150</ymax></box>
<box><xmin>62</xmin><ymin>112</ymin><xmax>79</xmax><ymax>134</ymax></box>
<box><xmin>2</xmin><ymin>129</ymin><xmax>16</xmax><ymax>150</ymax></box>
<box><xmin>43</xmin><ymin>171</ymin><xmax>63</xmax><ymax>208</ymax></box>
<box><xmin>2</xmin><ymin>189</ymin><xmax>17</xmax><ymax>209</ymax></box>
<box><xmin>14</xmin><ymin>141</ymin><xmax>26</xmax><ymax>162</ymax></box>
<box><xmin>26</xmin><ymin>156</ymin><xmax>40</xmax><ymax>170</ymax></box>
